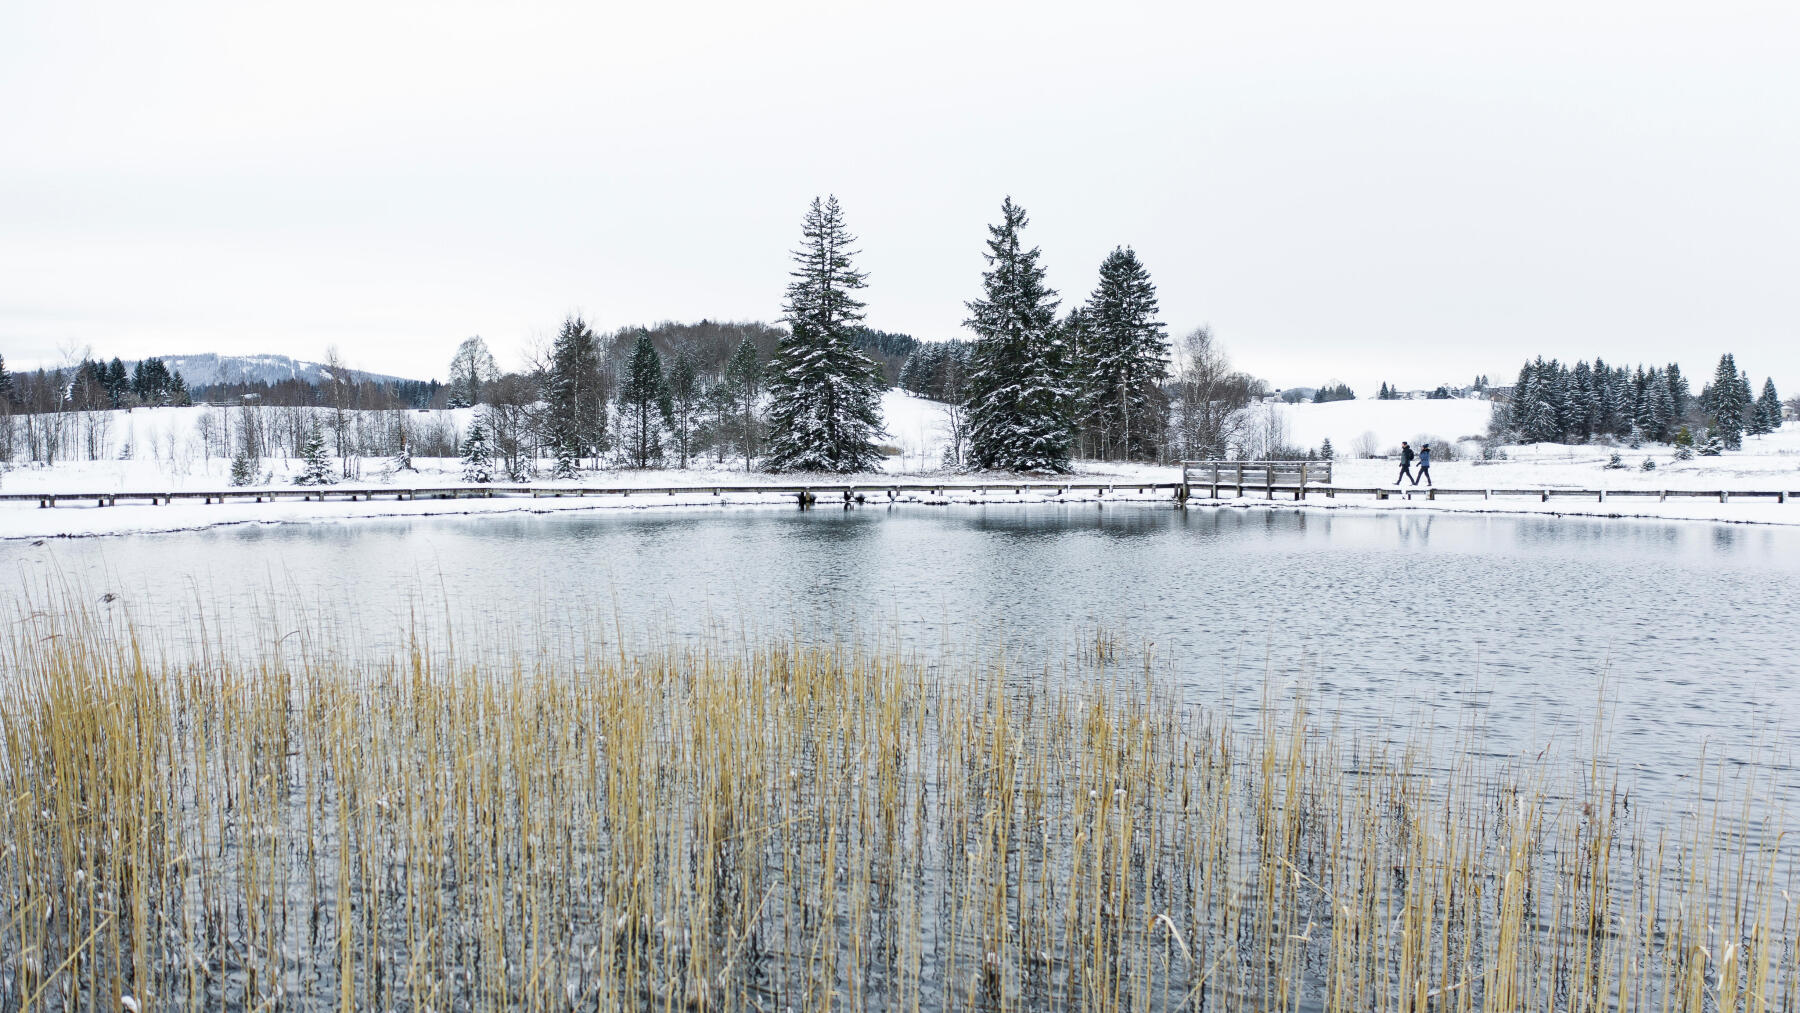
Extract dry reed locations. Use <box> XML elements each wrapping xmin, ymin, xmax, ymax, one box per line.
<box><xmin>0</xmin><ymin>604</ymin><xmax>1793</xmax><ymax>1011</ymax></box>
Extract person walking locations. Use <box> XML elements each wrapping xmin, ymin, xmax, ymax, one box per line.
<box><xmin>1415</xmin><ymin>444</ymin><xmax>1433</xmax><ymax>486</ymax></box>
<box><xmin>1395</xmin><ymin>441</ymin><xmax>1415</xmax><ymax>485</ymax></box>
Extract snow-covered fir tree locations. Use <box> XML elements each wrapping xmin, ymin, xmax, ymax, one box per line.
<box><xmin>1319</xmin><ymin>437</ymin><xmax>1335</xmax><ymax>460</ymax></box>
<box><xmin>1707</xmin><ymin>353</ymin><xmax>1745</xmax><ymax>449</ymax></box>
<box><xmin>296</xmin><ymin>428</ymin><xmax>335</xmax><ymax>485</ymax></box>
<box><xmin>721</xmin><ymin>335</ymin><xmax>763</xmax><ymax>470</ymax></box>
<box><xmin>229</xmin><ymin>448</ymin><xmax>257</xmax><ymax>486</ymax></box>
<box><xmin>763</xmin><ymin>196</ymin><xmax>886</xmax><ymax>473</ymax></box>
<box><xmin>1754</xmin><ymin>378</ymin><xmax>1783</xmax><ymax>434</ymax></box>
<box><xmin>664</xmin><ymin>351</ymin><xmax>702</xmax><ymax>469</ymax></box>
<box><xmin>1078</xmin><ymin>247</ymin><xmax>1168</xmax><ymax>461</ymax></box>
<box><xmin>460</xmin><ymin>416</ymin><xmax>493</xmax><ymax>483</ymax></box>
<box><xmin>619</xmin><ymin>332</ymin><xmax>668</xmax><ymax>468</ymax></box>
<box><xmin>961</xmin><ymin>197</ymin><xmax>1070</xmax><ymax>472</ymax></box>
<box><xmin>546</xmin><ymin>315</ymin><xmax>606</xmax><ymax>472</ymax></box>
<box><xmin>552</xmin><ymin>431</ymin><xmax>580</xmax><ymax>479</ymax></box>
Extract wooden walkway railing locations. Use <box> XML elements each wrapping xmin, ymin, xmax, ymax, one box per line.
<box><xmin>3</xmin><ymin>477</ymin><xmax>1792</xmax><ymax>511</ymax></box>
<box><xmin>1181</xmin><ymin>482</ymin><xmax>1793</xmax><ymax>504</ymax></box>
<box><xmin>4</xmin><ymin>481</ymin><xmax>1186</xmax><ymax>510</ymax></box>
<box><xmin>1182</xmin><ymin>460</ymin><xmax>1332</xmax><ymax>490</ymax></box>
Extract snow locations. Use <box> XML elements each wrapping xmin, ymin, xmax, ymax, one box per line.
<box><xmin>1253</xmin><ymin>397</ymin><xmax>1496</xmax><ymax>456</ymax></box>
<box><xmin>1</xmin><ymin>397</ymin><xmax>1797</xmax><ymax>540</ymax></box>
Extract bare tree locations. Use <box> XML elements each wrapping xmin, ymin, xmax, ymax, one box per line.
<box><xmin>1170</xmin><ymin>327</ymin><xmax>1257</xmax><ymax>460</ymax></box>
<box><xmin>449</xmin><ymin>336</ymin><xmax>499</xmax><ymax>407</ymax></box>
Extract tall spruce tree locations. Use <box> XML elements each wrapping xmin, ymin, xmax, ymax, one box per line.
<box><xmin>1079</xmin><ymin>247</ymin><xmax>1169</xmax><ymax>460</ymax></box>
<box><xmin>1709</xmin><ymin>353</ymin><xmax>1745</xmax><ymax>449</ymax></box>
<box><xmin>619</xmin><ymin>332</ymin><xmax>668</xmax><ymax>468</ymax></box>
<box><xmin>763</xmin><ymin>196</ymin><xmax>886</xmax><ymax>473</ymax></box>
<box><xmin>665</xmin><ymin>351</ymin><xmax>702</xmax><ymax>469</ymax></box>
<box><xmin>961</xmin><ymin>197</ymin><xmax>1070</xmax><ymax>471</ymax></box>
<box><xmin>722</xmin><ymin>336</ymin><xmax>763</xmax><ymax>470</ymax></box>
<box><xmin>1754</xmin><ymin>378</ymin><xmax>1783</xmax><ymax>433</ymax></box>
<box><xmin>546</xmin><ymin>315</ymin><xmax>606</xmax><ymax>475</ymax></box>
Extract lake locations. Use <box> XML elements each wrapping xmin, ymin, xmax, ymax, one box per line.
<box><xmin>7</xmin><ymin>503</ymin><xmax>1798</xmax><ymax>799</ymax></box>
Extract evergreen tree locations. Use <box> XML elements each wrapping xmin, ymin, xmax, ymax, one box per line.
<box><xmin>1666</xmin><ymin>362</ymin><xmax>1690</xmax><ymax>417</ymax></box>
<box><xmin>961</xmin><ymin>197</ymin><xmax>1070</xmax><ymax>471</ymax></box>
<box><xmin>0</xmin><ymin>354</ymin><xmax>10</xmax><ymax>403</ymax></box>
<box><xmin>1079</xmin><ymin>246</ymin><xmax>1169</xmax><ymax>460</ymax></box>
<box><xmin>619</xmin><ymin>332</ymin><xmax>668</xmax><ymax>468</ymax></box>
<box><xmin>763</xmin><ymin>195</ymin><xmax>886</xmax><ymax>473</ymax></box>
<box><xmin>665</xmin><ymin>351</ymin><xmax>702</xmax><ymax>468</ymax></box>
<box><xmin>1379</xmin><ymin>381</ymin><xmax>1389</xmax><ymax>400</ymax></box>
<box><xmin>460</xmin><ymin>416</ymin><xmax>493</xmax><ymax>482</ymax></box>
<box><xmin>1603</xmin><ymin>363</ymin><xmax>1633</xmax><ymax>438</ymax></box>
<box><xmin>1649</xmin><ymin>372</ymin><xmax>1676</xmax><ymax>442</ymax></box>
<box><xmin>296</xmin><ymin>427</ymin><xmax>335</xmax><ymax>485</ymax></box>
<box><xmin>101</xmin><ymin>357</ymin><xmax>125</xmax><ymax>406</ymax></box>
<box><xmin>546</xmin><ymin>316</ymin><xmax>606</xmax><ymax>471</ymax></box>
<box><xmin>1571</xmin><ymin>360</ymin><xmax>1596</xmax><ymax>439</ymax></box>
<box><xmin>721</xmin><ymin>335</ymin><xmax>763</xmax><ymax>470</ymax></box>
<box><xmin>230</xmin><ymin>453</ymin><xmax>256</xmax><ymax>486</ymax></box>
<box><xmin>1755</xmin><ymin>378</ymin><xmax>1783</xmax><ymax>433</ymax></box>
<box><xmin>1319</xmin><ymin>437</ymin><xmax>1335</xmax><ymax>460</ymax></box>
<box><xmin>1708</xmin><ymin>353</ymin><xmax>1745</xmax><ymax>449</ymax></box>
<box><xmin>552</xmin><ymin>430</ymin><xmax>580</xmax><ymax>479</ymax></box>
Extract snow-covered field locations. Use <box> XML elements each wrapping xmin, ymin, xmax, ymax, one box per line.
<box><xmin>2</xmin><ymin>393</ymin><xmax>1796</xmax><ymax>539</ymax></box>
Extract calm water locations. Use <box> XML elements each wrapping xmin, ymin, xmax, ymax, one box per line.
<box><xmin>7</xmin><ymin>503</ymin><xmax>1799</xmax><ymax>797</ymax></box>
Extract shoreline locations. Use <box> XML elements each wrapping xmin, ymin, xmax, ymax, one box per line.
<box><xmin>6</xmin><ymin>480</ymin><xmax>1799</xmax><ymax>541</ymax></box>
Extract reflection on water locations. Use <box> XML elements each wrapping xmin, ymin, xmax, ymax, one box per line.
<box><xmin>6</xmin><ymin>504</ymin><xmax>1799</xmax><ymax>800</ymax></box>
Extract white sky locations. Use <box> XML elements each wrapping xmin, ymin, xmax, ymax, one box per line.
<box><xmin>2</xmin><ymin>0</ymin><xmax>1796</xmax><ymax>393</ymax></box>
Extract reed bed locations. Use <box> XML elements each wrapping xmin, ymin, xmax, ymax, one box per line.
<box><xmin>0</xmin><ymin>608</ymin><xmax>1794</xmax><ymax>1011</ymax></box>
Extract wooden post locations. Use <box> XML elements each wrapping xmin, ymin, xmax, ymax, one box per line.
<box><xmin>1720</xmin><ymin>490</ymin><xmax>1729</xmax><ymax>503</ymax></box>
<box><xmin>1541</xmin><ymin>490</ymin><xmax>1549</xmax><ymax>502</ymax></box>
<box><xmin>1236</xmin><ymin>463</ymin><xmax>1244</xmax><ymax>498</ymax></box>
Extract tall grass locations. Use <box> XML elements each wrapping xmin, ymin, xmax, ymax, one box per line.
<box><xmin>0</xmin><ymin>605</ymin><xmax>1792</xmax><ymax>1010</ymax></box>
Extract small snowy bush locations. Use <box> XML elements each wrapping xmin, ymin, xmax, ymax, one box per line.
<box><xmin>1640</xmin><ymin>458</ymin><xmax>1657</xmax><ymax>472</ymax></box>
<box><xmin>1604</xmin><ymin>452</ymin><xmax>1626</xmax><ymax>470</ymax></box>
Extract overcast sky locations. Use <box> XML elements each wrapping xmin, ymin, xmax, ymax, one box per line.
<box><xmin>2</xmin><ymin>0</ymin><xmax>1795</xmax><ymax>392</ymax></box>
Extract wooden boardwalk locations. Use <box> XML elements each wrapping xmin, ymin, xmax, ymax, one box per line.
<box><xmin>3</xmin><ymin>477</ymin><xmax>1793</xmax><ymax>510</ymax></box>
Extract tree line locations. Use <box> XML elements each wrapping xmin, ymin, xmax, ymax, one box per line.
<box><xmin>1499</xmin><ymin>353</ymin><xmax>1783</xmax><ymax>450</ymax></box>
<box><xmin>442</xmin><ymin>195</ymin><xmax>1184</xmax><ymax>477</ymax></box>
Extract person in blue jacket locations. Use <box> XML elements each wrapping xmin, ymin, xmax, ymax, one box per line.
<box><xmin>1415</xmin><ymin>444</ymin><xmax>1433</xmax><ymax>486</ymax></box>
<box><xmin>1395</xmin><ymin>441</ymin><xmax>1415</xmax><ymax>485</ymax></box>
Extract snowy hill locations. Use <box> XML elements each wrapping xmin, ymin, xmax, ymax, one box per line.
<box><xmin>140</xmin><ymin>353</ymin><xmax>423</xmax><ymax>388</ymax></box>
<box><xmin>1255</xmin><ymin>397</ymin><xmax>1497</xmax><ymax>456</ymax></box>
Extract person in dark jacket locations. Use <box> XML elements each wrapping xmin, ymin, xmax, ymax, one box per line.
<box><xmin>1395</xmin><ymin>441</ymin><xmax>1415</xmax><ymax>485</ymax></box>
<box><xmin>1415</xmin><ymin>444</ymin><xmax>1433</xmax><ymax>486</ymax></box>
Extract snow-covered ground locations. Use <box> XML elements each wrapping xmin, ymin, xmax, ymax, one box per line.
<box><xmin>1</xmin><ymin>393</ymin><xmax>1796</xmax><ymax>539</ymax></box>
<box><xmin>1255</xmin><ymin>397</ymin><xmax>1496</xmax><ymax>457</ymax></box>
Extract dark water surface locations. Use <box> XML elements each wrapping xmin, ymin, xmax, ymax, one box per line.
<box><xmin>8</xmin><ymin>503</ymin><xmax>1799</xmax><ymax>797</ymax></box>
